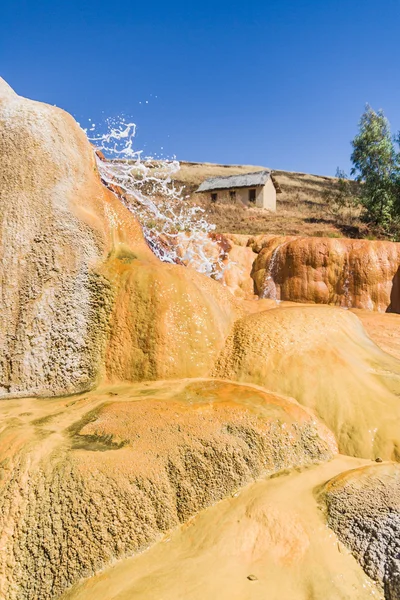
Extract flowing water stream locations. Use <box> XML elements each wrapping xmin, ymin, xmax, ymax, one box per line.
<box><xmin>341</xmin><ymin>256</ymin><xmax>354</xmax><ymax>308</ymax></box>
<box><xmin>261</xmin><ymin>242</ymin><xmax>286</xmax><ymax>301</ymax></box>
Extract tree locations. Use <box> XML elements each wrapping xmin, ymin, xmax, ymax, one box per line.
<box><xmin>324</xmin><ymin>168</ymin><xmax>360</xmax><ymax>227</ymax></box>
<box><xmin>351</xmin><ymin>105</ymin><xmax>400</xmax><ymax>232</ymax></box>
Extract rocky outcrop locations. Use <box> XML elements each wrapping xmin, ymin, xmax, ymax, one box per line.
<box><xmin>213</xmin><ymin>305</ymin><xmax>400</xmax><ymax>459</ymax></box>
<box><xmin>321</xmin><ymin>463</ymin><xmax>400</xmax><ymax>599</ymax></box>
<box><xmin>220</xmin><ymin>237</ymin><xmax>258</xmax><ymax>298</ymax></box>
<box><xmin>0</xmin><ymin>380</ymin><xmax>336</xmax><ymax>599</ymax></box>
<box><xmin>102</xmin><ymin>254</ymin><xmax>241</xmax><ymax>381</ymax></box>
<box><xmin>251</xmin><ymin>236</ymin><xmax>400</xmax><ymax>312</ymax></box>
<box><xmin>0</xmin><ymin>78</ymin><xmax>117</xmax><ymax>397</ymax></box>
<box><xmin>64</xmin><ymin>455</ymin><xmax>383</xmax><ymax>600</ymax></box>
<box><xmin>3</xmin><ymin>78</ymin><xmax>400</xmax><ymax>600</ymax></box>
<box><xmin>0</xmin><ymin>79</ymin><xmax>240</xmax><ymax>397</ymax></box>
<box><xmin>351</xmin><ymin>309</ymin><xmax>400</xmax><ymax>361</ymax></box>
<box><xmin>172</xmin><ymin>232</ymin><xmax>258</xmax><ymax>298</ymax></box>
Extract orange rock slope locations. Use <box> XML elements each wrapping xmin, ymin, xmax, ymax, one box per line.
<box><xmin>2</xmin><ymin>78</ymin><xmax>400</xmax><ymax>600</ymax></box>
<box><xmin>0</xmin><ymin>77</ymin><xmax>240</xmax><ymax>398</ymax></box>
<box><xmin>0</xmin><ymin>380</ymin><xmax>337</xmax><ymax>599</ymax></box>
<box><xmin>213</xmin><ymin>304</ymin><xmax>400</xmax><ymax>460</ymax></box>
<box><xmin>320</xmin><ymin>462</ymin><xmax>400</xmax><ymax>596</ymax></box>
<box><xmin>251</xmin><ymin>235</ymin><xmax>400</xmax><ymax>311</ymax></box>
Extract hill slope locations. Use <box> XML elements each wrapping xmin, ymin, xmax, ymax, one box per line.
<box><xmin>173</xmin><ymin>161</ymin><xmax>362</xmax><ymax>238</ymax></box>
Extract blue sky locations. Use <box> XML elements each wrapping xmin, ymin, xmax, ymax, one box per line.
<box><xmin>2</xmin><ymin>0</ymin><xmax>400</xmax><ymax>175</ymax></box>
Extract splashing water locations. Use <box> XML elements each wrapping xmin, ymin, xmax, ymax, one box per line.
<box><xmin>86</xmin><ymin>118</ymin><xmax>228</xmax><ymax>280</ymax></box>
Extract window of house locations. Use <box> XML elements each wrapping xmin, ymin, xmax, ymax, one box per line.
<box><xmin>211</xmin><ymin>192</ymin><xmax>218</xmax><ymax>202</ymax></box>
<box><xmin>249</xmin><ymin>189</ymin><xmax>256</xmax><ymax>203</ymax></box>
<box><xmin>229</xmin><ymin>190</ymin><xmax>236</xmax><ymax>201</ymax></box>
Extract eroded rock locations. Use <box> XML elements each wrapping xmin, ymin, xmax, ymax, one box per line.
<box><xmin>213</xmin><ymin>305</ymin><xmax>400</xmax><ymax>459</ymax></box>
<box><xmin>0</xmin><ymin>380</ymin><xmax>336</xmax><ymax>599</ymax></box>
<box><xmin>321</xmin><ymin>463</ymin><xmax>400</xmax><ymax>599</ymax></box>
<box><xmin>0</xmin><ymin>79</ymin><xmax>241</xmax><ymax>397</ymax></box>
<box><xmin>251</xmin><ymin>236</ymin><xmax>400</xmax><ymax>312</ymax></box>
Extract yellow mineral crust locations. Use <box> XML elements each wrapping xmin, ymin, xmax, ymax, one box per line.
<box><xmin>0</xmin><ymin>380</ymin><xmax>336</xmax><ymax>599</ymax></box>
<box><xmin>2</xmin><ymin>77</ymin><xmax>400</xmax><ymax>600</ymax></box>
<box><xmin>213</xmin><ymin>304</ymin><xmax>400</xmax><ymax>459</ymax></box>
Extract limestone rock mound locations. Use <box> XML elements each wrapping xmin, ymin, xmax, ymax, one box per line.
<box><xmin>251</xmin><ymin>236</ymin><xmax>400</xmax><ymax>312</ymax></box>
<box><xmin>103</xmin><ymin>252</ymin><xmax>242</xmax><ymax>382</ymax></box>
<box><xmin>0</xmin><ymin>380</ymin><xmax>336</xmax><ymax>599</ymax></box>
<box><xmin>213</xmin><ymin>305</ymin><xmax>400</xmax><ymax>459</ymax></box>
<box><xmin>321</xmin><ymin>463</ymin><xmax>400</xmax><ymax>599</ymax></box>
<box><xmin>0</xmin><ymin>77</ymin><xmax>117</xmax><ymax>397</ymax></box>
<box><xmin>62</xmin><ymin>455</ymin><xmax>383</xmax><ymax>600</ymax></box>
<box><xmin>0</xmin><ymin>78</ymin><xmax>240</xmax><ymax>398</ymax></box>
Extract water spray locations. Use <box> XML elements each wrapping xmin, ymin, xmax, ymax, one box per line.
<box><xmin>86</xmin><ymin>118</ymin><xmax>228</xmax><ymax>280</ymax></box>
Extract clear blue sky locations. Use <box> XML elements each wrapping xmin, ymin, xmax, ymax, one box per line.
<box><xmin>2</xmin><ymin>0</ymin><xmax>400</xmax><ymax>175</ymax></box>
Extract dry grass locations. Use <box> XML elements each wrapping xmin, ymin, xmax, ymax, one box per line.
<box><xmin>172</xmin><ymin>161</ymin><xmax>366</xmax><ymax>238</ymax></box>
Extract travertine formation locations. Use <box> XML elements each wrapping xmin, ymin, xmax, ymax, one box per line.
<box><xmin>0</xmin><ymin>78</ymin><xmax>115</xmax><ymax>397</ymax></box>
<box><xmin>0</xmin><ymin>380</ymin><xmax>336</xmax><ymax>599</ymax></box>
<box><xmin>0</xmin><ymin>78</ymin><xmax>240</xmax><ymax>397</ymax></box>
<box><xmin>2</xmin><ymin>79</ymin><xmax>400</xmax><ymax>600</ymax></box>
<box><xmin>251</xmin><ymin>235</ymin><xmax>400</xmax><ymax>311</ymax></box>
<box><xmin>64</xmin><ymin>456</ymin><xmax>383</xmax><ymax>600</ymax></box>
<box><xmin>213</xmin><ymin>305</ymin><xmax>400</xmax><ymax>459</ymax></box>
<box><xmin>321</xmin><ymin>463</ymin><xmax>400</xmax><ymax>599</ymax></box>
<box><xmin>102</xmin><ymin>252</ymin><xmax>241</xmax><ymax>382</ymax></box>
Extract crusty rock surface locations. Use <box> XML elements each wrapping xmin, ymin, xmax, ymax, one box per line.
<box><xmin>62</xmin><ymin>455</ymin><xmax>383</xmax><ymax>600</ymax></box>
<box><xmin>0</xmin><ymin>379</ymin><xmax>337</xmax><ymax>599</ymax></box>
<box><xmin>350</xmin><ymin>309</ymin><xmax>400</xmax><ymax>361</ymax></box>
<box><xmin>0</xmin><ymin>77</ymin><xmax>115</xmax><ymax>397</ymax></box>
<box><xmin>251</xmin><ymin>236</ymin><xmax>400</xmax><ymax>312</ymax></box>
<box><xmin>102</xmin><ymin>252</ymin><xmax>242</xmax><ymax>382</ymax></box>
<box><xmin>0</xmin><ymin>79</ymin><xmax>241</xmax><ymax>397</ymax></box>
<box><xmin>221</xmin><ymin>240</ymin><xmax>258</xmax><ymax>298</ymax></box>
<box><xmin>213</xmin><ymin>304</ymin><xmax>400</xmax><ymax>459</ymax></box>
<box><xmin>3</xmin><ymin>78</ymin><xmax>400</xmax><ymax>600</ymax></box>
<box><xmin>321</xmin><ymin>463</ymin><xmax>400</xmax><ymax>599</ymax></box>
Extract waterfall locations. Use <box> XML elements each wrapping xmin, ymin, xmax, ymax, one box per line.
<box><xmin>261</xmin><ymin>242</ymin><xmax>285</xmax><ymax>301</ymax></box>
<box><xmin>341</xmin><ymin>256</ymin><xmax>354</xmax><ymax>308</ymax></box>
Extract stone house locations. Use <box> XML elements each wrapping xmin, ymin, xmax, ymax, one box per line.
<box><xmin>196</xmin><ymin>169</ymin><xmax>280</xmax><ymax>211</ymax></box>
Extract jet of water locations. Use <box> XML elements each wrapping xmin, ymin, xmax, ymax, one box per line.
<box><xmin>86</xmin><ymin>118</ymin><xmax>228</xmax><ymax>280</ymax></box>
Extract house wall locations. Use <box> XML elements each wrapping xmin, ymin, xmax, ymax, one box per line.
<box><xmin>236</xmin><ymin>183</ymin><xmax>276</xmax><ymax>211</ymax></box>
<box><xmin>261</xmin><ymin>178</ymin><xmax>277</xmax><ymax>211</ymax></box>
<box><xmin>199</xmin><ymin>189</ymin><xmax>231</xmax><ymax>204</ymax></box>
<box><xmin>197</xmin><ymin>181</ymin><xmax>276</xmax><ymax>212</ymax></box>
<box><xmin>234</xmin><ymin>187</ymin><xmax>254</xmax><ymax>207</ymax></box>
<box><xmin>255</xmin><ymin>186</ymin><xmax>265</xmax><ymax>208</ymax></box>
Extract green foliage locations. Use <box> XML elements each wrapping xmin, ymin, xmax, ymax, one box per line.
<box><xmin>350</xmin><ymin>106</ymin><xmax>400</xmax><ymax>235</ymax></box>
<box><xmin>323</xmin><ymin>168</ymin><xmax>361</xmax><ymax>226</ymax></box>
<box><xmin>314</xmin><ymin>230</ymin><xmax>343</xmax><ymax>238</ymax></box>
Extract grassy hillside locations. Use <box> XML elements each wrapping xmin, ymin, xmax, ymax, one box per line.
<box><xmin>173</xmin><ymin>161</ymin><xmax>363</xmax><ymax>238</ymax></box>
